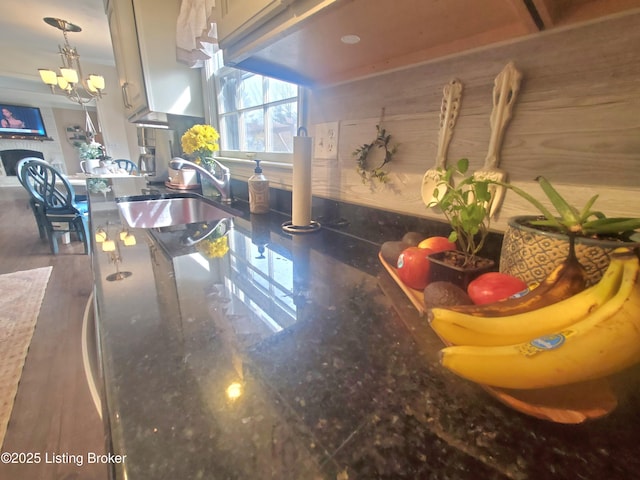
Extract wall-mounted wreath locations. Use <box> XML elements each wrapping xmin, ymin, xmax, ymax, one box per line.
<box><xmin>353</xmin><ymin>123</ymin><xmax>397</xmax><ymax>185</ymax></box>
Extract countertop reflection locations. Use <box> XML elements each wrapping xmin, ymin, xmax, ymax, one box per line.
<box><xmin>88</xmin><ymin>178</ymin><xmax>640</xmax><ymax>480</ymax></box>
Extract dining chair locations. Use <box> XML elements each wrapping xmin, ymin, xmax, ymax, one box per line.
<box><xmin>20</xmin><ymin>159</ymin><xmax>90</xmax><ymax>255</ymax></box>
<box><xmin>114</xmin><ymin>158</ymin><xmax>138</xmax><ymax>174</ymax></box>
<box><xmin>16</xmin><ymin>157</ymin><xmax>48</xmax><ymax>241</ymax></box>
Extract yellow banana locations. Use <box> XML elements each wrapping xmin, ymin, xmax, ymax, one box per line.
<box><xmin>444</xmin><ymin>250</ymin><xmax>587</xmax><ymax>317</ymax></box>
<box><xmin>429</xmin><ymin>251</ymin><xmax>628</xmax><ymax>346</ymax></box>
<box><xmin>439</xmin><ymin>253</ymin><xmax>640</xmax><ymax>390</ymax></box>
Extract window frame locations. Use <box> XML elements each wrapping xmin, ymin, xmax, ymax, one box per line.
<box><xmin>208</xmin><ymin>61</ymin><xmax>303</xmax><ymax>166</ymax></box>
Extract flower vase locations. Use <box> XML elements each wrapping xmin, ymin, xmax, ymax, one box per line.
<box><xmin>198</xmin><ymin>158</ymin><xmax>215</xmax><ymax>199</ymax></box>
<box><xmin>80</xmin><ymin>159</ymin><xmax>100</xmax><ymax>174</ymax></box>
<box><xmin>200</xmin><ymin>176</ymin><xmax>218</xmax><ymax>199</ymax></box>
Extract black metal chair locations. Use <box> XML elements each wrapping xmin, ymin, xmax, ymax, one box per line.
<box><xmin>113</xmin><ymin>158</ymin><xmax>138</xmax><ymax>174</ymax></box>
<box><xmin>21</xmin><ymin>159</ymin><xmax>90</xmax><ymax>255</ymax></box>
<box><xmin>16</xmin><ymin>157</ymin><xmax>48</xmax><ymax>240</ymax></box>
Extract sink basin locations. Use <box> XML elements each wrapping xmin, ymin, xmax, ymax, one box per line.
<box><xmin>116</xmin><ymin>193</ymin><xmax>239</xmax><ymax>229</ymax></box>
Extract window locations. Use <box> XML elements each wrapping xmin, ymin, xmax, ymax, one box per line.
<box><xmin>225</xmin><ymin>228</ymin><xmax>297</xmax><ymax>333</ymax></box>
<box><xmin>214</xmin><ymin>65</ymin><xmax>299</xmax><ymax>162</ymax></box>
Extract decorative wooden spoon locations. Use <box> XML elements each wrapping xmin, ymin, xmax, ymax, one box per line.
<box><xmin>421</xmin><ymin>79</ymin><xmax>463</xmax><ymax>207</ymax></box>
<box><xmin>474</xmin><ymin>62</ymin><xmax>522</xmax><ymax>217</ymax></box>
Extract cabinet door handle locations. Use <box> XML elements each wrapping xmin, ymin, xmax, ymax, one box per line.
<box><xmin>122</xmin><ymin>82</ymin><xmax>133</xmax><ymax>109</ymax></box>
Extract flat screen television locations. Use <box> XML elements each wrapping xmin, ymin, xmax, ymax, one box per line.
<box><xmin>0</xmin><ymin>103</ymin><xmax>49</xmax><ymax>140</ymax></box>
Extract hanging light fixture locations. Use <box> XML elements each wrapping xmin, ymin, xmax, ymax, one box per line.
<box><xmin>38</xmin><ymin>17</ymin><xmax>105</xmax><ymax>105</ymax></box>
<box><xmin>94</xmin><ymin>222</ymin><xmax>135</xmax><ymax>281</ymax></box>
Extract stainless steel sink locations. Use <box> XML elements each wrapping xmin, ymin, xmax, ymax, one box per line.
<box><xmin>116</xmin><ymin>193</ymin><xmax>239</xmax><ymax>229</ymax></box>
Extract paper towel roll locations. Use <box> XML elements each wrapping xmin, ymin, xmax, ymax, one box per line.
<box><xmin>292</xmin><ymin>135</ymin><xmax>313</xmax><ymax>226</ymax></box>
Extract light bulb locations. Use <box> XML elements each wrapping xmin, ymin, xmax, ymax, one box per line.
<box><xmin>57</xmin><ymin>76</ymin><xmax>69</xmax><ymax>90</ymax></box>
<box><xmin>95</xmin><ymin>228</ymin><xmax>107</xmax><ymax>243</ymax></box>
<box><xmin>39</xmin><ymin>69</ymin><xmax>57</xmax><ymax>85</ymax></box>
<box><xmin>61</xmin><ymin>68</ymin><xmax>78</xmax><ymax>84</ymax></box>
<box><xmin>123</xmin><ymin>234</ymin><xmax>136</xmax><ymax>246</ymax></box>
<box><xmin>102</xmin><ymin>240</ymin><xmax>116</xmax><ymax>252</ymax></box>
<box><xmin>89</xmin><ymin>74</ymin><xmax>105</xmax><ymax>90</ymax></box>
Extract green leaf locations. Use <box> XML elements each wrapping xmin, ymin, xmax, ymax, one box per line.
<box><xmin>578</xmin><ymin>194</ymin><xmax>600</xmax><ymax>222</ymax></box>
<box><xmin>492</xmin><ymin>180</ymin><xmax>564</xmax><ymax>231</ymax></box>
<box><xmin>536</xmin><ymin>176</ymin><xmax>580</xmax><ymax>226</ymax></box>
<box><xmin>487</xmin><ymin>176</ymin><xmax>640</xmax><ymax>238</ymax></box>
<box><xmin>475</xmin><ymin>181</ymin><xmax>491</xmax><ymax>202</ymax></box>
<box><xmin>582</xmin><ymin>218</ymin><xmax>640</xmax><ymax>235</ymax></box>
<box><xmin>443</xmin><ymin>168</ymin><xmax>454</xmax><ymax>183</ymax></box>
<box><xmin>457</xmin><ymin>158</ymin><xmax>469</xmax><ymax>174</ymax></box>
<box><xmin>528</xmin><ymin>219</ymin><xmax>560</xmax><ymax>228</ymax></box>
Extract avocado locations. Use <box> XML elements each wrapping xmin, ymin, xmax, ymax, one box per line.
<box><xmin>380</xmin><ymin>240</ymin><xmax>411</xmax><ymax>266</ymax></box>
<box><xmin>423</xmin><ymin>281</ymin><xmax>473</xmax><ymax>308</ymax></box>
<box><xmin>402</xmin><ymin>231</ymin><xmax>425</xmax><ymax>246</ymax></box>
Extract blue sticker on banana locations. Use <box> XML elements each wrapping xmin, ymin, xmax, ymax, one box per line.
<box><xmin>517</xmin><ymin>333</ymin><xmax>568</xmax><ymax>356</ymax></box>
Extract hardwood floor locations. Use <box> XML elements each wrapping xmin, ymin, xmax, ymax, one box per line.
<box><xmin>0</xmin><ymin>187</ymin><xmax>107</xmax><ymax>480</ymax></box>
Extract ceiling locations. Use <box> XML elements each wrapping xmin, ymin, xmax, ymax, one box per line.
<box><xmin>0</xmin><ymin>0</ymin><xmax>114</xmax><ymax>110</ymax></box>
<box><xmin>3</xmin><ymin>0</ymin><xmax>639</xmax><ymax>110</ymax></box>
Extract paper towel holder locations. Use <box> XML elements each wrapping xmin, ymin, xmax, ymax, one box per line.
<box><xmin>282</xmin><ymin>127</ymin><xmax>321</xmax><ymax>234</ymax></box>
<box><xmin>282</xmin><ymin>220</ymin><xmax>321</xmax><ymax>234</ymax></box>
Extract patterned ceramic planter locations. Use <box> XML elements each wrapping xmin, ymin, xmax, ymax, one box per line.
<box><xmin>499</xmin><ymin>215</ymin><xmax>640</xmax><ymax>286</ymax></box>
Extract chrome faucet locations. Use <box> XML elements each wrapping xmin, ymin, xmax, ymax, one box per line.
<box><xmin>169</xmin><ymin>157</ymin><xmax>233</xmax><ymax>203</ymax></box>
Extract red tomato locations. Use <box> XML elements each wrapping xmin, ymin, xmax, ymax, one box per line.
<box><xmin>467</xmin><ymin>272</ymin><xmax>528</xmax><ymax>305</ymax></box>
<box><xmin>418</xmin><ymin>236</ymin><xmax>457</xmax><ymax>253</ymax></box>
<box><xmin>397</xmin><ymin>247</ymin><xmax>434</xmax><ymax>290</ymax></box>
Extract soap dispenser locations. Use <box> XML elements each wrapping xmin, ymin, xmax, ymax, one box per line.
<box><xmin>248</xmin><ymin>159</ymin><xmax>270</xmax><ymax>214</ymax></box>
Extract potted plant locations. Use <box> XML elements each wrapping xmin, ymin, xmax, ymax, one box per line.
<box><xmin>425</xmin><ymin>158</ymin><xmax>496</xmax><ymax>288</ymax></box>
<box><xmin>495</xmin><ymin>176</ymin><xmax>640</xmax><ymax>286</ymax></box>
<box><xmin>76</xmin><ymin>140</ymin><xmax>105</xmax><ymax>174</ymax></box>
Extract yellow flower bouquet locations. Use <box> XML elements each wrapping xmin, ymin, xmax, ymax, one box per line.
<box><xmin>196</xmin><ymin>235</ymin><xmax>229</xmax><ymax>259</ymax></box>
<box><xmin>191</xmin><ymin>220</ymin><xmax>231</xmax><ymax>259</ymax></box>
<box><xmin>181</xmin><ymin>124</ymin><xmax>220</xmax><ymax>168</ymax></box>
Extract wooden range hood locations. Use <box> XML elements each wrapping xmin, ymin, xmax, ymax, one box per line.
<box><xmin>221</xmin><ymin>0</ymin><xmax>640</xmax><ymax>87</ymax></box>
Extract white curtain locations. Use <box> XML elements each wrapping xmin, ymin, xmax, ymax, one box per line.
<box><xmin>176</xmin><ymin>0</ymin><xmax>219</xmax><ymax>68</ymax></box>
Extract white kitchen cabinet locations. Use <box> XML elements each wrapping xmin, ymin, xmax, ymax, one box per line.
<box><xmin>105</xmin><ymin>0</ymin><xmax>204</xmax><ymax>123</ymax></box>
<box><xmin>217</xmin><ymin>0</ymin><xmax>289</xmax><ymax>47</ymax></box>
<box><xmin>106</xmin><ymin>0</ymin><xmax>145</xmax><ymax>117</ymax></box>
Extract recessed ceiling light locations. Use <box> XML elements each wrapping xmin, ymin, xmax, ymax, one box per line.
<box><xmin>340</xmin><ymin>34</ymin><xmax>361</xmax><ymax>44</ymax></box>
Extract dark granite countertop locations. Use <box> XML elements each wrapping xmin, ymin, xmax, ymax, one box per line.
<box><xmin>88</xmin><ymin>178</ymin><xmax>640</xmax><ymax>480</ymax></box>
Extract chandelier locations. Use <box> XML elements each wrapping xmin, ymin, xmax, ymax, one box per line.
<box><xmin>94</xmin><ymin>222</ymin><xmax>136</xmax><ymax>281</ymax></box>
<box><xmin>38</xmin><ymin>17</ymin><xmax>105</xmax><ymax>105</ymax></box>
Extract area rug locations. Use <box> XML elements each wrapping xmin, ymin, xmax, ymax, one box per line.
<box><xmin>0</xmin><ymin>266</ymin><xmax>52</xmax><ymax>448</ymax></box>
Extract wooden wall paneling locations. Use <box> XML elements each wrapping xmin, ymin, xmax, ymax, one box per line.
<box><xmin>305</xmin><ymin>11</ymin><xmax>640</xmax><ymax>232</ymax></box>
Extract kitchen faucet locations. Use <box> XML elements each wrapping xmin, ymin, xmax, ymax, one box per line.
<box><xmin>169</xmin><ymin>157</ymin><xmax>233</xmax><ymax>203</ymax></box>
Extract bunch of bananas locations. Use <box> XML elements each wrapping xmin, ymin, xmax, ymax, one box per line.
<box><xmin>428</xmin><ymin>248</ymin><xmax>640</xmax><ymax>390</ymax></box>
